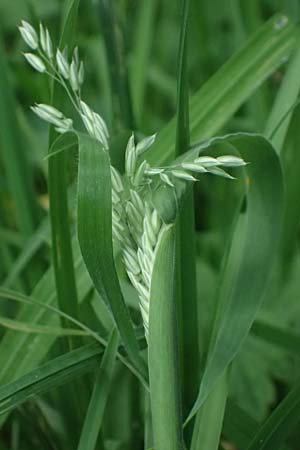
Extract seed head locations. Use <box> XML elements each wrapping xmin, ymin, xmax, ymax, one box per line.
<box><xmin>160</xmin><ymin>172</ymin><xmax>174</xmax><ymax>187</ymax></box>
<box><xmin>78</xmin><ymin>62</ymin><xmax>85</xmax><ymax>85</ymax></box>
<box><xmin>125</xmin><ymin>134</ymin><xmax>136</xmax><ymax>177</ymax></box>
<box><xmin>207</xmin><ymin>167</ymin><xmax>235</xmax><ymax>179</ymax></box>
<box><xmin>40</xmin><ymin>24</ymin><xmax>53</xmax><ymax>58</ymax></box>
<box><xmin>55</xmin><ymin>118</ymin><xmax>73</xmax><ymax>134</ymax></box>
<box><xmin>93</xmin><ymin>112</ymin><xmax>109</xmax><ymax>139</ymax></box>
<box><xmin>181</xmin><ymin>162</ymin><xmax>207</xmax><ymax>173</ymax></box>
<box><xmin>110</xmin><ymin>166</ymin><xmax>124</xmax><ymax>193</ymax></box>
<box><xmin>136</xmin><ymin>133</ymin><xmax>156</xmax><ymax>156</ymax></box>
<box><xmin>80</xmin><ymin>101</ymin><xmax>93</xmax><ymax>120</ymax></box>
<box><xmin>216</xmin><ymin>155</ymin><xmax>246</xmax><ymax>167</ymax></box>
<box><xmin>56</xmin><ymin>49</ymin><xmax>69</xmax><ymax>79</ymax></box>
<box><xmin>70</xmin><ymin>60</ymin><xmax>79</xmax><ymax>91</ymax></box>
<box><xmin>24</xmin><ymin>53</ymin><xmax>46</xmax><ymax>73</ymax></box>
<box><xmin>133</xmin><ymin>160</ymin><xmax>148</xmax><ymax>186</ymax></box>
<box><xmin>194</xmin><ymin>156</ymin><xmax>219</xmax><ymax>167</ymax></box>
<box><xmin>31</xmin><ymin>104</ymin><xmax>72</xmax><ymax>131</ymax></box>
<box><xmin>130</xmin><ymin>190</ymin><xmax>145</xmax><ymax>216</ymax></box>
<box><xmin>171</xmin><ymin>170</ymin><xmax>197</xmax><ymax>182</ymax></box>
<box><xmin>19</xmin><ymin>21</ymin><xmax>38</xmax><ymax>49</ymax></box>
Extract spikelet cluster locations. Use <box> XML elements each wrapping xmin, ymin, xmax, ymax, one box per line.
<box><xmin>110</xmin><ymin>175</ymin><xmax>163</xmax><ymax>336</ymax></box>
<box><xmin>145</xmin><ymin>154</ymin><xmax>246</xmax><ymax>186</ymax></box>
<box><xmin>19</xmin><ymin>21</ymin><xmax>108</xmax><ymax>149</ymax></box>
<box><xmin>20</xmin><ymin>20</ymin><xmax>246</xmax><ymax>340</ymax></box>
<box><xmin>109</xmin><ymin>134</ymin><xmax>247</xmax><ymax>337</ymax></box>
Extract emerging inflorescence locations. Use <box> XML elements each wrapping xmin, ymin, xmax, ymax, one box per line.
<box><xmin>20</xmin><ymin>20</ymin><xmax>246</xmax><ymax>339</ymax></box>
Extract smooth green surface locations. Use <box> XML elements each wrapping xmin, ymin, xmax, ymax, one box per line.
<box><xmin>191</xmin><ymin>371</ymin><xmax>228</xmax><ymax>450</ymax></box>
<box><xmin>77</xmin><ymin>328</ymin><xmax>118</xmax><ymax>450</ymax></box>
<box><xmin>265</xmin><ymin>31</ymin><xmax>300</xmax><ymax>152</ymax></box>
<box><xmin>77</xmin><ymin>134</ymin><xmax>144</xmax><ymax>376</ymax></box>
<box><xmin>0</xmin><ymin>342</ymin><xmax>103</xmax><ymax>415</ymax></box>
<box><xmin>175</xmin><ymin>0</ymin><xmax>199</xmax><ymax>422</ymax></box>
<box><xmin>47</xmin><ymin>0</ymin><xmax>80</xmax><ymax>332</ymax></box>
<box><xmin>148</xmin><ymin>14</ymin><xmax>296</xmax><ymax>165</ymax></box>
<box><xmin>187</xmin><ymin>133</ymin><xmax>284</xmax><ymax>422</ymax></box>
<box><xmin>148</xmin><ymin>225</ymin><xmax>184</xmax><ymax>450</ymax></box>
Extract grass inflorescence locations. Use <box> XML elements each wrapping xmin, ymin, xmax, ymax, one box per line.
<box><xmin>0</xmin><ymin>2</ymin><xmax>300</xmax><ymax>450</ymax></box>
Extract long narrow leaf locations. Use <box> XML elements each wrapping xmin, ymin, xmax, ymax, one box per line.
<box><xmin>147</xmin><ymin>14</ymin><xmax>296</xmax><ymax>166</ymax></box>
<box><xmin>0</xmin><ymin>316</ymin><xmax>88</xmax><ymax>336</ymax></box>
<box><xmin>175</xmin><ymin>0</ymin><xmax>199</xmax><ymax>426</ymax></box>
<box><xmin>185</xmin><ymin>133</ymin><xmax>284</xmax><ymax>423</ymax></box>
<box><xmin>265</xmin><ymin>34</ymin><xmax>300</xmax><ymax>153</ymax></box>
<box><xmin>77</xmin><ymin>328</ymin><xmax>118</xmax><ymax>450</ymax></box>
<box><xmin>130</xmin><ymin>0</ymin><xmax>158</xmax><ymax>123</ymax></box>
<box><xmin>47</xmin><ymin>0</ymin><xmax>80</xmax><ymax>326</ymax></box>
<box><xmin>0</xmin><ymin>343</ymin><xmax>103</xmax><ymax>416</ymax></box>
<box><xmin>98</xmin><ymin>0</ymin><xmax>135</xmax><ymax>130</ymax></box>
<box><xmin>148</xmin><ymin>225</ymin><xmax>184</xmax><ymax>450</ymax></box>
<box><xmin>77</xmin><ymin>133</ymin><xmax>145</xmax><ymax>377</ymax></box>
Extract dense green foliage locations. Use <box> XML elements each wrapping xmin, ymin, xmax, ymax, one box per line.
<box><xmin>1</xmin><ymin>1</ymin><xmax>300</xmax><ymax>449</ymax></box>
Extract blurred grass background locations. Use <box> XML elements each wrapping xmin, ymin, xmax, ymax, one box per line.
<box><xmin>1</xmin><ymin>0</ymin><xmax>300</xmax><ymax>449</ymax></box>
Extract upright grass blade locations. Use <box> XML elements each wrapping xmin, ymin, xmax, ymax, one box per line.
<box><xmin>265</xmin><ymin>31</ymin><xmax>300</xmax><ymax>153</ymax></box>
<box><xmin>77</xmin><ymin>133</ymin><xmax>145</xmax><ymax>377</ymax></box>
<box><xmin>147</xmin><ymin>14</ymin><xmax>296</xmax><ymax>166</ymax></box>
<box><xmin>148</xmin><ymin>225</ymin><xmax>184</xmax><ymax>450</ymax></box>
<box><xmin>278</xmin><ymin>107</ymin><xmax>300</xmax><ymax>265</ymax></box>
<box><xmin>0</xmin><ymin>43</ymin><xmax>38</xmax><ymax>237</ymax></box>
<box><xmin>130</xmin><ymin>0</ymin><xmax>157</xmax><ymax>125</ymax></box>
<box><xmin>183</xmin><ymin>133</ymin><xmax>284</xmax><ymax>423</ymax></box>
<box><xmin>77</xmin><ymin>328</ymin><xmax>118</xmax><ymax>450</ymax></box>
<box><xmin>0</xmin><ymin>342</ymin><xmax>103</xmax><ymax>416</ymax></box>
<box><xmin>98</xmin><ymin>0</ymin><xmax>135</xmax><ymax>130</ymax></box>
<box><xmin>246</xmin><ymin>380</ymin><xmax>300</xmax><ymax>450</ymax></box>
<box><xmin>190</xmin><ymin>372</ymin><xmax>228</xmax><ymax>450</ymax></box>
<box><xmin>47</xmin><ymin>33</ymin><xmax>83</xmax><ymax>427</ymax></box>
<box><xmin>264</xmin><ymin>36</ymin><xmax>300</xmax><ymax>266</ymax></box>
<box><xmin>174</xmin><ymin>0</ymin><xmax>199</xmax><ymax>422</ymax></box>
<box><xmin>47</xmin><ymin>0</ymin><xmax>80</xmax><ymax>331</ymax></box>
<box><xmin>175</xmin><ymin>0</ymin><xmax>190</xmax><ymax>158</ymax></box>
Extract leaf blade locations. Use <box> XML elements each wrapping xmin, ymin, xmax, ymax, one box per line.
<box><xmin>148</xmin><ymin>225</ymin><xmax>184</xmax><ymax>450</ymax></box>
<box><xmin>148</xmin><ymin>14</ymin><xmax>296</xmax><ymax>166</ymax></box>
<box><xmin>185</xmin><ymin>133</ymin><xmax>284</xmax><ymax>423</ymax></box>
<box><xmin>77</xmin><ymin>328</ymin><xmax>119</xmax><ymax>450</ymax></box>
<box><xmin>77</xmin><ymin>133</ymin><xmax>145</xmax><ymax>377</ymax></box>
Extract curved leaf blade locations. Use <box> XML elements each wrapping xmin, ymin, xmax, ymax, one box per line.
<box><xmin>148</xmin><ymin>225</ymin><xmax>184</xmax><ymax>450</ymax></box>
<box><xmin>185</xmin><ymin>133</ymin><xmax>284</xmax><ymax>423</ymax></box>
<box><xmin>77</xmin><ymin>133</ymin><xmax>145</xmax><ymax>377</ymax></box>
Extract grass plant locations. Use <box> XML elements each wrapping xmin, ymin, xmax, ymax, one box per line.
<box><xmin>1</xmin><ymin>1</ymin><xmax>300</xmax><ymax>449</ymax></box>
